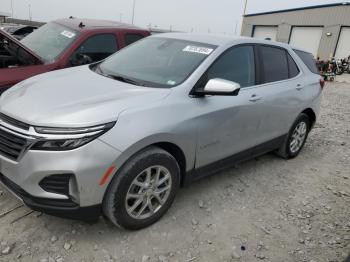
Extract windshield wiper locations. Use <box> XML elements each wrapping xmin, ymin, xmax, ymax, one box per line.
<box><xmin>106</xmin><ymin>74</ymin><xmax>145</xmax><ymax>86</ymax></box>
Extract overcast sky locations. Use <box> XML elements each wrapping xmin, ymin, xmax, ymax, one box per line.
<box><xmin>0</xmin><ymin>0</ymin><xmax>342</xmax><ymax>34</ymax></box>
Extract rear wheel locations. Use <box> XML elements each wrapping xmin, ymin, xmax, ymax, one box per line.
<box><xmin>276</xmin><ymin>113</ymin><xmax>311</xmax><ymax>159</ymax></box>
<box><xmin>103</xmin><ymin>147</ymin><xmax>180</xmax><ymax>230</ymax></box>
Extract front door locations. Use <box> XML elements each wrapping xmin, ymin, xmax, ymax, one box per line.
<box><xmin>193</xmin><ymin>45</ymin><xmax>264</xmax><ymax>168</ymax></box>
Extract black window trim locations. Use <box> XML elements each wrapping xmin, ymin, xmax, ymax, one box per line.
<box><xmin>190</xmin><ymin>43</ymin><xmax>259</xmax><ymax>95</ymax></box>
<box><xmin>286</xmin><ymin>49</ymin><xmax>300</xmax><ymax>78</ymax></box>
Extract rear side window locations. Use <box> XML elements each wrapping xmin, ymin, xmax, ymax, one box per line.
<box><xmin>260</xmin><ymin>46</ymin><xmax>289</xmax><ymax>83</ymax></box>
<box><xmin>294</xmin><ymin>49</ymin><xmax>319</xmax><ymax>74</ymax></box>
<box><xmin>206</xmin><ymin>45</ymin><xmax>255</xmax><ymax>87</ymax></box>
<box><xmin>125</xmin><ymin>33</ymin><xmax>144</xmax><ymax>46</ymax></box>
<box><xmin>287</xmin><ymin>54</ymin><xmax>300</xmax><ymax>78</ymax></box>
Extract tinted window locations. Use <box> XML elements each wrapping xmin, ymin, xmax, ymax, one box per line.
<box><xmin>294</xmin><ymin>49</ymin><xmax>319</xmax><ymax>74</ymax></box>
<box><xmin>125</xmin><ymin>34</ymin><xmax>144</xmax><ymax>46</ymax></box>
<box><xmin>261</xmin><ymin>46</ymin><xmax>288</xmax><ymax>83</ymax></box>
<box><xmin>206</xmin><ymin>46</ymin><xmax>255</xmax><ymax>87</ymax></box>
<box><xmin>74</xmin><ymin>34</ymin><xmax>118</xmax><ymax>62</ymax></box>
<box><xmin>287</xmin><ymin>54</ymin><xmax>300</xmax><ymax>78</ymax></box>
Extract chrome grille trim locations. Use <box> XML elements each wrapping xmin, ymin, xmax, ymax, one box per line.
<box><xmin>0</xmin><ymin>116</ymin><xmax>106</xmax><ymax>162</ymax></box>
<box><xmin>0</xmin><ymin>113</ymin><xmax>30</xmax><ymax>130</ymax></box>
<box><xmin>0</xmin><ymin>121</ymin><xmax>39</xmax><ymax>162</ymax></box>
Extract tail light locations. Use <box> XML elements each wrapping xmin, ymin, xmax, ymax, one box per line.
<box><xmin>320</xmin><ymin>78</ymin><xmax>325</xmax><ymax>90</ymax></box>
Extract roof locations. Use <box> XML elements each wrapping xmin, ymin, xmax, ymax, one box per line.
<box><xmin>152</xmin><ymin>33</ymin><xmax>246</xmax><ymax>46</ymax></box>
<box><xmin>0</xmin><ymin>11</ymin><xmax>11</xmax><ymax>17</ymax></box>
<box><xmin>151</xmin><ymin>33</ymin><xmax>294</xmax><ymax>50</ymax></box>
<box><xmin>245</xmin><ymin>2</ymin><xmax>350</xmax><ymax>17</ymax></box>
<box><xmin>53</xmin><ymin>18</ymin><xmax>146</xmax><ymax>32</ymax></box>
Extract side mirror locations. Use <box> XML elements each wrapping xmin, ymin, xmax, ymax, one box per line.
<box><xmin>200</xmin><ymin>78</ymin><xmax>241</xmax><ymax>96</ymax></box>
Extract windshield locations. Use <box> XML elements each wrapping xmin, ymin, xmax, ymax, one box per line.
<box><xmin>21</xmin><ymin>22</ymin><xmax>79</xmax><ymax>62</ymax></box>
<box><xmin>99</xmin><ymin>37</ymin><xmax>216</xmax><ymax>88</ymax></box>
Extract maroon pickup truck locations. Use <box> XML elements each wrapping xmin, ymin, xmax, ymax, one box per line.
<box><xmin>0</xmin><ymin>18</ymin><xmax>150</xmax><ymax>93</ymax></box>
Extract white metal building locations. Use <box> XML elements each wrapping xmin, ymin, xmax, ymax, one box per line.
<box><xmin>241</xmin><ymin>2</ymin><xmax>350</xmax><ymax>59</ymax></box>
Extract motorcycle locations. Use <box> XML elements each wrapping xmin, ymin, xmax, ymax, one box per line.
<box><xmin>334</xmin><ymin>59</ymin><xmax>344</xmax><ymax>75</ymax></box>
<box><xmin>341</xmin><ymin>60</ymin><xmax>350</xmax><ymax>74</ymax></box>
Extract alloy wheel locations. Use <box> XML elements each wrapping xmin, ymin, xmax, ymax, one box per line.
<box><xmin>289</xmin><ymin>121</ymin><xmax>307</xmax><ymax>153</ymax></box>
<box><xmin>125</xmin><ymin>166</ymin><xmax>172</xmax><ymax>220</ymax></box>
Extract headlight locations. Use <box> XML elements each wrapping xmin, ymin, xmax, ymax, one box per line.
<box><xmin>31</xmin><ymin>122</ymin><xmax>115</xmax><ymax>151</ymax></box>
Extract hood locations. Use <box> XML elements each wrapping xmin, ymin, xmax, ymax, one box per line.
<box><xmin>0</xmin><ymin>66</ymin><xmax>171</xmax><ymax>127</ymax></box>
<box><xmin>0</xmin><ymin>29</ymin><xmax>42</xmax><ymax>64</ymax></box>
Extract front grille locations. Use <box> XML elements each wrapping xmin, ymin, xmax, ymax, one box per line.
<box><xmin>0</xmin><ymin>113</ymin><xmax>30</xmax><ymax>130</ymax></box>
<box><xmin>0</xmin><ymin>128</ymin><xmax>28</xmax><ymax>161</ymax></box>
<box><xmin>39</xmin><ymin>174</ymin><xmax>71</xmax><ymax>196</ymax></box>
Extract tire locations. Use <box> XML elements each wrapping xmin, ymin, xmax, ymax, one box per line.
<box><xmin>276</xmin><ymin>113</ymin><xmax>311</xmax><ymax>159</ymax></box>
<box><xmin>336</xmin><ymin>68</ymin><xmax>343</xmax><ymax>75</ymax></box>
<box><xmin>103</xmin><ymin>146</ymin><xmax>180</xmax><ymax>230</ymax></box>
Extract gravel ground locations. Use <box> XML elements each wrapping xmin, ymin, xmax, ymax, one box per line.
<box><xmin>0</xmin><ymin>81</ymin><xmax>349</xmax><ymax>262</ymax></box>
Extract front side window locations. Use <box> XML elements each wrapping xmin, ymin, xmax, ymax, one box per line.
<box><xmin>71</xmin><ymin>34</ymin><xmax>118</xmax><ymax>64</ymax></box>
<box><xmin>205</xmin><ymin>45</ymin><xmax>255</xmax><ymax>88</ymax></box>
<box><xmin>98</xmin><ymin>37</ymin><xmax>216</xmax><ymax>88</ymax></box>
<box><xmin>21</xmin><ymin>22</ymin><xmax>79</xmax><ymax>62</ymax></box>
<box><xmin>260</xmin><ymin>46</ymin><xmax>289</xmax><ymax>83</ymax></box>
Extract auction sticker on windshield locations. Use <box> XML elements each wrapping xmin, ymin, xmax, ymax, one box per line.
<box><xmin>61</xmin><ymin>30</ymin><xmax>76</xmax><ymax>39</ymax></box>
<box><xmin>183</xmin><ymin>46</ymin><xmax>213</xmax><ymax>55</ymax></box>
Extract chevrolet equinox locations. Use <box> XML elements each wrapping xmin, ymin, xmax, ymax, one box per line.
<box><xmin>0</xmin><ymin>33</ymin><xmax>323</xmax><ymax>229</ymax></box>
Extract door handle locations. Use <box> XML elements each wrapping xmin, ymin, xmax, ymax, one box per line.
<box><xmin>296</xmin><ymin>84</ymin><xmax>303</xmax><ymax>90</ymax></box>
<box><xmin>249</xmin><ymin>94</ymin><xmax>262</xmax><ymax>102</ymax></box>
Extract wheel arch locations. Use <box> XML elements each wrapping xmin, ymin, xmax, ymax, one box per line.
<box><xmin>301</xmin><ymin>108</ymin><xmax>316</xmax><ymax>128</ymax></box>
<box><xmin>153</xmin><ymin>142</ymin><xmax>187</xmax><ymax>187</ymax></box>
<box><xmin>109</xmin><ymin>137</ymin><xmax>191</xmax><ymax>189</ymax></box>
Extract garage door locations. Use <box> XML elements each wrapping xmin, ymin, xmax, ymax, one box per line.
<box><xmin>289</xmin><ymin>27</ymin><xmax>323</xmax><ymax>57</ymax></box>
<box><xmin>335</xmin><ymin>27</ymin><xmax>350</xmax><ymax>59</ymax></box>
<box><xmin>253</xmin><ymin>26</ymin><xmax>277</xmax><ymax>41</ymax></box>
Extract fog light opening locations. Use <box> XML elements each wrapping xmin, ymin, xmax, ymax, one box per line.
<box><xmin>69</xmin><ymin>176</ymin><xmax>80</xmax><ymax>204</ymax></box>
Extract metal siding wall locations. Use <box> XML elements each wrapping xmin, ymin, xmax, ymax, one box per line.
<box><xmin>241</xmin><ymin>6</ymin><xmax>350</xmax><ymax>59</ymax></box>
<box><xmin>319</xmin><ymin>25</ymin><xmax>341</xmax><ymax>59</ymax></box>
<box><xmin>242</xmin><ymin>24</ymin><xmax>254</xmax><ymax>37</ymax></box>
<box><xmin>277</xmin><ymin>24</ymin><xmax>292</xmax><ymax>42</ymax></box>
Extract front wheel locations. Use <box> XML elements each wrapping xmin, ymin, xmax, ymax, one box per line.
<box><xmin>276</xmin><ymin>113</ymin><xmax>311</xmax><ymax>159</ymax></box>
<box><xmin>103</xmin><ymin>147</ymin><xmax>180</xmax><ymax>230</ymax></box>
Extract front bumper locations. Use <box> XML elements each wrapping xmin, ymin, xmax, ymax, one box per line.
<box><xmin>0</xmin><ymin>173</ymin><xmax>101</xmax><ymax>222</ymax></box>
<box><xmin>0</xmin><ymin>136</ymin><xmax>122</xmax><ymax>207</ymax></box>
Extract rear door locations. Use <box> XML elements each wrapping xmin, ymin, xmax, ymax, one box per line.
<box><xmin>254</xmin><ymin>44</ymin><xmax>303</xmax><ymax>143</ymax></box>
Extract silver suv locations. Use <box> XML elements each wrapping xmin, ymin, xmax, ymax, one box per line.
<box><xmin>0</xmin><ymin>33</ymin><xmax>323</xmax><ymax>229</ymax></box>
